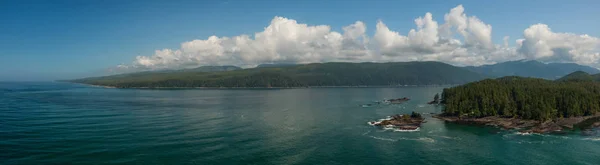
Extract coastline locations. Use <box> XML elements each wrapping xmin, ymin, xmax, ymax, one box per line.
<box><xmin>433</xmin><ymin>113</ymin><xmax>600</xmax><ymax>133</ymax></box>
<box><xmin>66</xmin><ymin>82</ymin><xmax>457</xmax><ymax>89</ymax></box>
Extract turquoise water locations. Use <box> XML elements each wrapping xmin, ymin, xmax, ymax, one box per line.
<box><xmin>2</xmin><ymin>82</ymin><xmax>600</xmax><ymax>165</ymax></box>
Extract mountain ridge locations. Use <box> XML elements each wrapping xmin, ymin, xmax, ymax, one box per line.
<box><xmin>556</xmin><ymin>71</ymin><xmax>600</xmax><ymax>82</ymax></box>
<box><xmin>463</xmin><ymin>60</ymin><xmax>599</xmax><ymax>79</ymax></box>
<box><xmin>68</xmin><ymin>61</ymin><xmax>485</xmax><ymax>88</ymax></box>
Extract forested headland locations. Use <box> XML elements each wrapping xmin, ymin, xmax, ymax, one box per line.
<box><xmin>441</xmin><ymin>73</ymin><xmax>600</xmax><ymax>121</ymax></box>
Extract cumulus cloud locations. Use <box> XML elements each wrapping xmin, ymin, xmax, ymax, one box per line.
<box><xmin>124</xmin><ymin>17</ymin><xmax>372</xmax><ymax>71</ymax></box>
<box><xmin>517</xmin><ymin>24</ymin><xmax>600</xmax><ymax>65</ymax></box>
<box><xmin>373</xmin><ymin>5</ymin><xmax>513</xmax><ymax>66</ymax></box>
<box><xmin>115</xmin><ymin>5</ymin><xmax>600</xmax><ymax>72</ymax></box>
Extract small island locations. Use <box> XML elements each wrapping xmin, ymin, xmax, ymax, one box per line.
<box><xmin>369</xmin><ymin>112</ymin><xmax>424</xmax><ymax>131</ymax></box>
<box><xmin>385</xmin><ymin>97</ymin><xmax>410</xmax><ymax>104</ymax></box>
<box><xmin>436</xmin><ymin>74</ymin><xmax>600</xmax><ymax>133</ymax></box>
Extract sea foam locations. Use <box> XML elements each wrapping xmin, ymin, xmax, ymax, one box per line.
<box><xmin>582</xmin><ymin>137</ymin><xmax>600</xmax><ymax>141</ymax></box>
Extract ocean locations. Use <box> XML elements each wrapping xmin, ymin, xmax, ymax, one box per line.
<box><xmin>1</xmin><ymin>82</ymin><xmax>599</xmax><ymax>165</ymax></box>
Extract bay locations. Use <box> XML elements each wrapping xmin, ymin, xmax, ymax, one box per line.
<box><xmin>1</xmin><ymin>82</ymin><xmax>599</xmax><ymax>165</ymax></box>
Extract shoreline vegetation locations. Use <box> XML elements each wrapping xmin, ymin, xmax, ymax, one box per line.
<box><xmin>437</xmin><ymin>73</ymin><xmax>600</xmax><ymax>133</ymax></box>
<box><xmin>64</xmin><ymin>60</ymin><xmax>600</xmax><ymax>89</ymax></box>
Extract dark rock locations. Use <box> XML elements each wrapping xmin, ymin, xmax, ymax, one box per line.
<box><xmin>434</xmin><ymin>114</ymin><xmax>600</xmax><ymax>134</ymax></box>
<box><xmin>371</xmin><ymin>112</ymin><xmax>424</xmax><ymax>131</ymax></box>
<box><xmin>386</xmin><ymin>97</ymin><xmax>410</xmax><ymax>104</ymax></box>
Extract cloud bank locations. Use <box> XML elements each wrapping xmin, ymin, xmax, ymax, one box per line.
<box><xmin>116</xmin><ymin>5</ymin><xmax>600</xmax><ymax>72</ymax></box>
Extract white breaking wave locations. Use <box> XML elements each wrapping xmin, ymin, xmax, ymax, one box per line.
<box><xmin>582</xmin><ymin>137</ymin><xmax>600</xmax><ymax>141</ymax></box>
<box><xmin>383</xmin><ymin>125</ymin><xmax>421</xmax><ymax>132</ymax></box>
<box><xmin>367</xmin><ymin>116</ymin><xmax>394</xmax><ymax>126</ymax></box>
<box><xmin>427</xmin><ymin>128</ymin><xmax>442</xmax><ymax>134</ymax></box>
<box><xmin>514</xmin><ymin>132</ymin><xmax>532</xmax><ymax>136</ymax></box>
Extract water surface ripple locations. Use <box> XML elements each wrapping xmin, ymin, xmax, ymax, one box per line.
<box><xmin>1</xmin><ymin>82</ymin><xmax>599</xmax><ymax>165</ymax></box>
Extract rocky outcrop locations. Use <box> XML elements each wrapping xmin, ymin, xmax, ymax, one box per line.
<box><xmin>385</xmin><ymin>97</ymin><xmax>410</xmax><ymax>104</ymax></box>
<box><xmin>427</xmin><ymin>93</ymin><xmax>440</xmax><ymax>104</ymax></box>
<box><xmin>433</xmin><ymin>114</ymin><xmax>600</xmax><ymax>134</ymax></box>
<box><xmin>369</xmin><ymin>112</ymin><xmax>424</xmax><ymax>131</ymax></box>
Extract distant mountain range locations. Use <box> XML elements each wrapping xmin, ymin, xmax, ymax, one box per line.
<box><xmin>179</xmin><ymin>65</ymin><xmax>242</xmax><ymax>72</ymax></box>
<box><xmin>66</xmin><ymin>60</ymin><xmax>600</xmax><ymax>88</ymax></box>
<box><xmin>68</xmin><ymin>61</ymin><xmax>485</xmax><ymax>88</ymax></box>
<box><xmin>556</xmin><ymin>71</ymin><xmax>600</xmax><ymax>82</ymax></box>
<box><xmin>463</xmin><ymin>60</ymin><xmax>600</xmax><ymax>79</ymax></box>
<box><xmin>255</xmin><ymin>63</ymin><xmax>297</xmax><ymax>68</ymax></box>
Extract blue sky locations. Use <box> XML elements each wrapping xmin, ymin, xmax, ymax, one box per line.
<box><xmin>1</xmin><ymin>0</ymin><xmax>599</xmax><ymax>81</ymax></box>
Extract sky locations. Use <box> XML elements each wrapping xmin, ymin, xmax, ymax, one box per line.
<box><xmin>1</xmin><ymin>0</ymin><xmax>599</xmax><ymax>81</ymax></box>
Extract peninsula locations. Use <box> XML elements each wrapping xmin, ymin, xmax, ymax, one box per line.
<box><xmin>435</xmin><ymin>72</ymin><xmax>600</xmax><ymax>133</ymax></box>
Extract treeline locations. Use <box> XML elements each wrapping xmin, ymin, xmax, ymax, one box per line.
<box><xmin>441</xmin><ymin>76</ymin><xmax>600</xmax><ymax>121</ymax></box>
<box><xmin>69</xmin><ymin>62</ymin><xmax>485</xmax><ymax>88</ymax></box>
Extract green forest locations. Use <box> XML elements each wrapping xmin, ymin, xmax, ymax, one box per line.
<box><xmin>441</xmin><ymin>75</ymin><xmax>600</xmax><ymax>121</ymax></box>
<box><xmin>68</xmin><ymin>62</ymin><xmax>484</xmax><ymax>88</ymax></box>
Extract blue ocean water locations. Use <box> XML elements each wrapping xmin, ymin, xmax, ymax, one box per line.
<box><xmin>1</xmin><ymin>82</ymin><xmax>599</xmax><ymax>165</ymax></box>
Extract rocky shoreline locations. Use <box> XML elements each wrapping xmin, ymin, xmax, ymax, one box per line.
<box><xmin>433</xmin><ymin>113</ymin><xmax>600</xmax><ymax>133</ymax></box>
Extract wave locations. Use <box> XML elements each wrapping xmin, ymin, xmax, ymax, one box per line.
<box><xmin>417</xmin><ymin>137</ymin><xmax>436</xmax><ymax>143</ymax></box>
<box><xmin>369</xmin><ymin>136</ymin><xmax>397</xmax><ymax>142</ymax></box>
<box><xmin>582</xmin><ymin>137</ymin><xmax>600</xmax><ymax>141</ymax></box>
<box><xmin>432</xmin><ymin>135</ymin><xmax>461</xmax><ymax>140</ymax></box>
<box><xmin>383</xmin><ymin>125</ymin><xmax>420</xmax><ymax>132</ymax></box>
<box><xmin>397</xmin><ymin>137</ymin><xmax>435</xmax><ymax>143</ymax></box>
<box><xmin>362</xmin><ymin>130</ymin><xmax>371</xmax><ymax>135</ymax></box>
<box><xmin>510</xmin><ymin>131</ymin><xmax>551</xmax><ymax>137</ymax></box>
<box><xmin>367</xmin><ymin>116</ymin><xmax>393</xmax><ymax>126</ymax></box>
<box><xmin>514</xmin><ymin>132</ymin><xmax>533</xmax><ymax>136</ymax></box>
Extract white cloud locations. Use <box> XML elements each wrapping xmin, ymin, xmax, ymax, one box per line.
<box><xmin>439</xmin><ymin>5</ymin><xmax>493</xmax><ymax>49</ymax></box>
<box><xmin>373</xmin><ymin>5</ymin><xmax>510</xmax><ymax>66</ymax></box>
<box><xmin>517</xmin><ymin>24</ymin><xmax>600</xmax><ymax>66</ymax></box>
<box><xmin>123</xmin><ymin>17</ymin><xmax>371</xmax><ymax>71</ymax></box>
<box><xmin>116</xmin><ymin>5</ymin><xmax>600</xmax><ymax>72</ymax></box>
